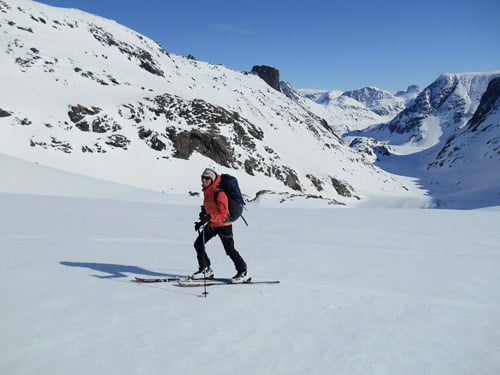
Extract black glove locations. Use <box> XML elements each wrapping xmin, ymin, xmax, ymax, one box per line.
<box><xmin>198</xmin><ymin>206</ymin><xmax>208</xmax><ymax>220</ymax></box>
<box><xmin>195</xmin><ymin>206</ymin><xmax>210</xmax><ymax>231</ymax></box>
<box><xmin>194</xmin><ymin>217</ymin><xmax>210</xmax><ymax>231</ymax></box>
<box><xmin>199</xmin><ymin>213</ymin><xmax>210</xmax><ymax>223</ymax></box>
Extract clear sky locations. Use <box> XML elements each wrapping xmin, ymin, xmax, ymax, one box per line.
<box><xmin>35</xmin><ymin>0</ymin><xmax>499</xmax><ymax>92</ymax></box>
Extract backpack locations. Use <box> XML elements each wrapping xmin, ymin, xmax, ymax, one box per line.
<box><xmin>214</xmin><ymin>174</ymin><xmax>248</xmax><ymax>225</ymax></box>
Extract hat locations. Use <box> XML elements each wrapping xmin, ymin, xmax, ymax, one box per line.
<box><xmin>201</xmin><ymin>168</ymin><xmax>217</xmax><ymax>183</ymax></box>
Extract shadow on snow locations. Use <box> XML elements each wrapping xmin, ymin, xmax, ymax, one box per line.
<box><xmin>60</xmin><ymin>261</ymin><xmax>184</xmax><ymax>279</ymax></box>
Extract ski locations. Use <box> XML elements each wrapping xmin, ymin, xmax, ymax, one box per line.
<box><xmin>177</xmin><ymin>278</ymin><xmax>280</xmax><ymax>287</ymax></box>
<box><xmin>134</xmin><ymin>276</ymin><xmax>280</xmax><ymax>287</ymax></box>
<box><xmin>134</xmin><ymin>276</ymin><xmax>181</xmax><ymax>283</ymax></box>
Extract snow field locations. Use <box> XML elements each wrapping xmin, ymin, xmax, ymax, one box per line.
<box><xmin>1</xmin><ymin>191</ymin><xmax>499</xmax><ymax>375</ymax></box>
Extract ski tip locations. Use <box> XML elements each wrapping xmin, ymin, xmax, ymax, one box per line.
<box><xmin>134</xmin><ymin>276</ymin><xmax>182</xmax><ymax>283</ymax></box>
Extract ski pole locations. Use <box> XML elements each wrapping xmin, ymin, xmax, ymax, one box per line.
<box><xmin>202</xmin><ymin>224</ymin><xmax>208</xmax><ymax>298</ymax></box>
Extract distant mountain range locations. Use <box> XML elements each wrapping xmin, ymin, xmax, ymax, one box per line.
<box><xmin>1</xmin><ymin>0</ymin><xmax>499</xmax><ymax>208</ymax></box>
<box><xmin>282</xmin><ymin>83</ymin><xmax>420</xmax><ymax>134</ymax></box>
<box><xmin>341</xmin><ymin>72</ymin><xmax>500</xmax><ymax>208</ymax></box>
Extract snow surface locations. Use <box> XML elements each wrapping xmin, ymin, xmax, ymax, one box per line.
<box><xmin>1</xmin><ymin>155</ymin><xmax>500</xmax><ymax>375</ymax></box>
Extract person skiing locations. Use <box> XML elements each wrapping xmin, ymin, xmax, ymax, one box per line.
<box><xmin>192</xmin><ymin>168</ymin><xmax>250</xmax><ymax>283</ymax></box>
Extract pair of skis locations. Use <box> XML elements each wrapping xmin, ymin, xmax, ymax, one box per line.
<box><xmin>134</xmin><ymin>276</ymin><xmax>280</xmax><ymax>287</ymax></box>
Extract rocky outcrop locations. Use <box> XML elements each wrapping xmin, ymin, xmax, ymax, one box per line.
<box><xmin>251</xmin><ymin>65</ymin><xmax>280</xmax><ymax>91</ymax></box>
<box><xmin>349</xmin><ymin>137</ymin><xmax>392</xmax><ymax>163</ymax></box>
<box><xmin>167</xmin><ymin>128</ymin><xmax>235</xmax><ymax>167</ymax></box>
<box><xmin>68</xmin><ymin>105</ymin><xmax>121</xmax><ymax>133</ymax></box>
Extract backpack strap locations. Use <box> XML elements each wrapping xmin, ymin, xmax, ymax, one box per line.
<box><xmin>213</xmin><ymin>189</ymin><xmax>222</xmax><ymax>203</ymax></box>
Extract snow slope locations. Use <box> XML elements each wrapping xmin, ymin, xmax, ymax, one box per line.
<box><xmin>1</xmin><ymin>151</ymin><xmax>500</xmax><ymax>375</ymax></box>
<box><xmin>0</xmin><ymin>153</ymin><xmax>175</xmax><ymax>203</ymax></box>
<box><xmin>0</xmin><ymin>0</ymin><xmax>425</xmax><ymax>207</ymax></box>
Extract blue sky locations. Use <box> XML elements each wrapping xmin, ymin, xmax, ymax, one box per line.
<box><xmin>37</xmin><ymin>0</ymin><xmax>499</xmax><ymax>92</ymax></box>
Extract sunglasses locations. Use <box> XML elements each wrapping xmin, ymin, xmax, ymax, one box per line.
<box><xmin>201</xmin><ymin>176</ymin><xmax>212</xmax><ymax>181</ymax></box>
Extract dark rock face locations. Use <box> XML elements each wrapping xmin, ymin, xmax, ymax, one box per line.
<box><xmin>280</xmin><ymin>166</ymin><xmax>301</xmax><ymax>191</ymax></box>
<box><xmin>167</xmin><ymin>128</ymin><xmax>234</xmax><ymax>167</ymax></box>
<box><xmin>307</xmin><ymin>174</ymin><xmax>324</xmax><ymax>191</ymax></box>
<box><xmin>331</xmin><ymin>178</ymin><xmax>353</xmax><ymax>197</ymax></box>
<box><xmin>138</xmin><ymin>127</ymin><xmax>166</xmax><ymax>151</ymax></box>
<box><xmin>68</xmin><ymin>105</ymin><xmax>121</xmax><ymax>133</ymax></box>
<box><xmin>428</xmin><ymin>76</ymin><xmax>500</xmax><ymax>169</ymax></box>
<box><xmin>251</xmin><ymin>65</ymin><xmax>281</xmax><ymax>92</ymax></box>
<box><xmin>467</xmin><ymin>76</ymin><xmax>500</xmax><ymax>132</ymax></box>
<box><xmin>68</xmin><ymin>105</ymin><xmax>101</xmax><ymax>124</ymax></box>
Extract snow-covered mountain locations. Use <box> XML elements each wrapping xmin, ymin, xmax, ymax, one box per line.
<box><xmin>283</xmin><ymin>83</ymin><xmax>414</xmax><ymax>134</ymax></box>
<box><xmin>1</xmin><ymin>0</ymin><xmax>498</xmax><ymax>209</ymax></box>
<box><xmin>380</xmin><ymin>73</ymin><xmax>499</xmax><ymax>146</ymax></box>
<box><xmin>429</xmin><ymin>76</ymin><xmax>500</xmax><ymax>170</ymax></box>
<box><xmin>341</xmin><ymin>87</ymin><xmax>406</xmax><ymax>119</ymax></box>
<box><xmin>0</xmin><ymin>0</ymin><xmax>426</xmax><ymax>206</ymax></box>
<box><xmin>346</xmin><ymin>72</ymin><xmax>500</xmax><ymax>208</ymax></box>
<box><xmin>280</xmin><ymin>82</ymin><xmax>380</xmax><ymax>134</ymax></box>
<box><xmin>286</xmin><ymin>71</ymin><xmax>499</xmax><ymax>208</ymax></box>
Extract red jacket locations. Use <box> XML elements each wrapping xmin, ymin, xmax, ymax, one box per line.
<box><xmin>203</xmin><ymin>174</ymin><xmax>231</xmax><ymax>227</ymax></box>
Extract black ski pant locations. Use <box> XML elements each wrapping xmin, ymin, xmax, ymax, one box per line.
<box><xmin>194</xmin><ymin>225</ymin><xmax>247</xmax><ymax>273</ymax></box>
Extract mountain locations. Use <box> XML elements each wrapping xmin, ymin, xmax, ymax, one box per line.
<box><xmin>370</xmin><ymin>73</ymin><xmax>499</xmax><ymax>148</ymax></box>
<box><xmin>281</xmin><ymin>83</ymin><xmax>393</xmax><ymax>134</ymax></box>
<box><xmin>0</xmin><ymin>0</ymin><xmax>425</xmax><ymax>206</ymax></box>
<box><xmin>288</xmin><ymin>71</ymin><xmax>500</xmax><ymax>208</ymax></box>
<box><xmin>283</xmin><ymin>84</ymin><xmax>414</xmax><ymax>134</ymax></box>
<box><xmin>341</xmin><ymin>87</ymin><xmax>406</xmax><ymax>119</ymax></box>
<box><xmin>429</xmin><ymin>76</ymin><xmax>500</xmax><ymax>170</ymax></box>
<box><xmin>346</xmin><ymin>72</ymin><xmax>500</xmax><ymax>208</ymax></box>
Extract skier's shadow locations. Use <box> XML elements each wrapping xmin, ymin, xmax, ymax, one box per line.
<box><xmin>60</xmin><ymin>261</ymin><xmax>183</xmax><ymax>280</ymax></box>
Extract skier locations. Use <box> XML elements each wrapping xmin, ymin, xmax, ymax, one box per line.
<box><xmin>192</xmin><ymin>168</ymin><xmax>250</xmax><ymax>283</ymax></box>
